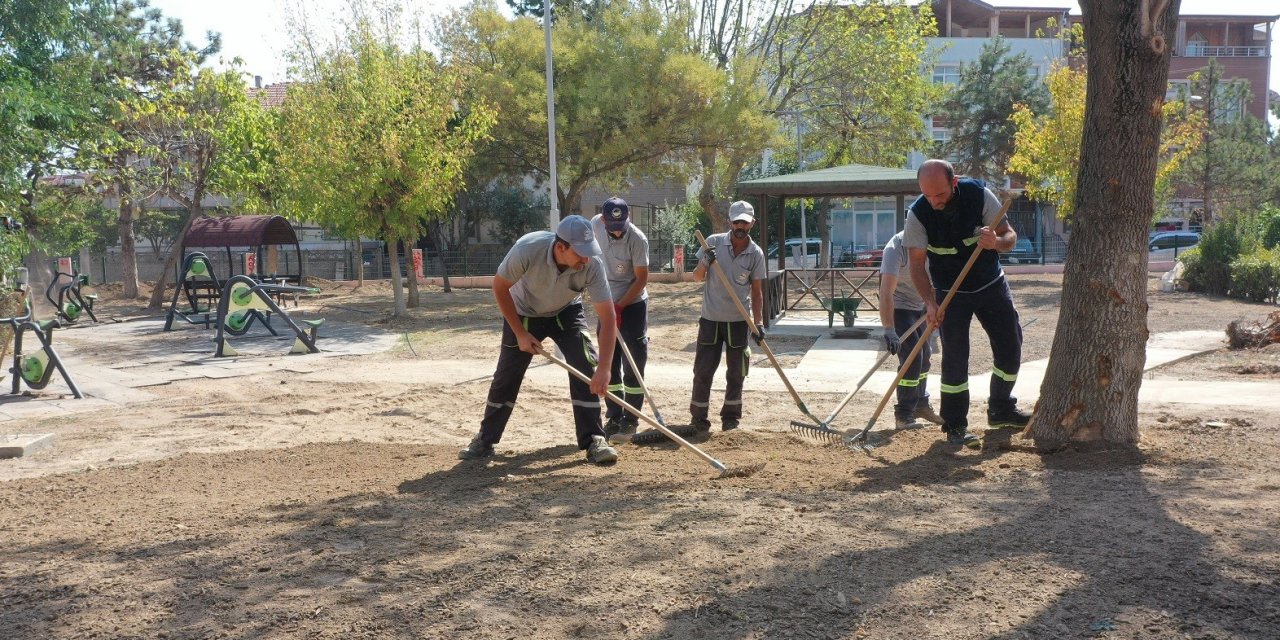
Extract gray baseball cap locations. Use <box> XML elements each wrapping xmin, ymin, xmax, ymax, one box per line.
<box><xmin>556</xmin><ymin>215</ymin><xmax>602</xmax><ymax>256</ymax></box>
<box><xmin>729</xmin><ymin>201</ymin><xmax>755</xmax><ymax>223</ymax></box>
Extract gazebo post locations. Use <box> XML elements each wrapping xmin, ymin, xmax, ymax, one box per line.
<box><xmin>897</xmin><ymin>194</ymin><xmax>906</xmax><ymax>232</ymax></box>
<box><xmin>759</xmin><ymin>196</ymin><xmax>770</xmax><ymax>275</ymax></box>
<box><xmin>776</xmin><ymin>196</ymin><xmax>786</xmax><ymax>272</ymax></box>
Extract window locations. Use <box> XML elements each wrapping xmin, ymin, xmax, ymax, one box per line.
<box><xmin>932</xmin><ymin>64</ymin><xmax>960</xmax><ymax>85</ymax></box>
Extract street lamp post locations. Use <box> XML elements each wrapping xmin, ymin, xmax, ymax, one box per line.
<box><xmin>774</xmin><ymin>104</ymin><xmax>838</xmax><ymax>267</ymax></box>
<box><xmin>543</xmin><ymin>0</ymin><xmax>559</xmax><ymax>229</ymax></box>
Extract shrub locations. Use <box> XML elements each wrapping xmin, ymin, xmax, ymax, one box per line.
<box><xmin>1228</xmin><ymin>247</ymin><xmax>1280</xmax><ymax>303</ymax></box>
<box><xmin>1179</xmin><ymin>217</ymin><xmax>1243</xmax><ymax>295</ymax></box>
<box><xmin>1256</xmin><ymin>204</ymin><xmax>1280</xmax><ymax>250</ymax></box>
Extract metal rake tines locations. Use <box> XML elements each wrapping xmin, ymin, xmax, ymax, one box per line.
<box><xmin>631</xmin><ymin>425</ymin><xmax>700</xmax><ymax>445</ymax></box>
<box><xmin>788</xmin><ymin>421</ymin><xmax>846</xmax><ymax>443</ymax></box>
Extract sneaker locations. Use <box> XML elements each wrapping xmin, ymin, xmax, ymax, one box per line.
<box><xmin>721</xmin><ymin>419</ymin><xmax>739</xmax><ymax>432</ymax></box>
<box><xmin>458</xmin><ymin>435</ymin><xmax>494</xmax><ymax>460</ymax></box>
<box><xmin>691</xmin><ymin>418</ymin><xmax>712</xmax><ymax>433</ymax></box>
<box><xmin>988</xmin><ymin>405</ymin><xmax>1033</xmax><ymax>429</ymax></box>
<box><xmin>895</xmin><ymin>415</ymin><xmax>924</xmax><ymax>429</ymax></box>
<box><xmin>608</xmin><ymin>418</ymin><xmax>638</xmax><ymax>444</ymax></box>
<box><xmin>586</xmin><ymin>435</ymin><xmax>619</xmax><ymax>464</ymax></box>
<box><xmin>944</xmin><ymin>425</ymin><xmax>980</xmax><ymax>448</ymax></box>
<box><xmin>914</xmin><ymin>404</ymin><xmax>944</xmax><ymax>426</ymax></box>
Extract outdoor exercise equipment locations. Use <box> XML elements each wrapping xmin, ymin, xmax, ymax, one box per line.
<box><xmin>537</xmin><ymin>345</ymin><xmax>763</xmax><ymax>479</ymax></box>
<box><xmin>44</xmin><ymin>265</ymin><xmax>98</xmax><ymax>324</ymax></box>
<box><xmin>848</xmin><ymin>198</ymin><xmax>1013</xmax><ymax>452</ymax></box>
<box><xmin>212</xmin><ymin>275</ymin><xmax>323</xmax><ymax>357</ymax></box>
<box><xmin>790</xmin><ymin>314</ymin><xmax>927</xmax><ymax>443</ymax></box>
<box><xmin>164</xmin><ymin>252</ymin><xmax>223</xmax><ymax>330</ymax></box>
<box><xmin>694</xmin><ymin>230</ymin><xmax>825</xmax><ymax>428</ymax></box>
<box><xmin>2</xmin><ymin>269</ymin><xmax>83</xmax><ymax>398</ymax></box>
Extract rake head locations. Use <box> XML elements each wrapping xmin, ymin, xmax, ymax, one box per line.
<box><xmin>789</xmin><ymin>420</ymin><xmax>845</xmax><ymax>444</ymax></box>
<box><xmin>631</xmin><ymin>424</ymin><xmax>702</xmax><ymax>445</ymax></box>
<box><xmin>716</xmin><ymin>462</ymin><xmax>766</xmax><ymax>479</ymax></box>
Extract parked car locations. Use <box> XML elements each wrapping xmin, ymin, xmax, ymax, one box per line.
<box><xmin>1149</xmin><ymin>231</ymin><xmax>1200</xmax><ymax>251</ymax></box>
<box><xmin>1000</xmin><ymin>238</ymin><xmax>1039</xmax><ymax>265</ymax></box>
<box><xmin>850</xmin><ymin>248</ymin><xmax>884</xmax><ymax>267</ymax></box>
<box><xmin>767</xmin><ymin>238</ymin><xmax>835</xmax><ymax>269</ymax></box>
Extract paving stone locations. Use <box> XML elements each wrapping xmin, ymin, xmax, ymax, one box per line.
<box><xmin>0</xmin><ymin>433</ymin><xmax>55</xmax><ymax>458</ymax></box>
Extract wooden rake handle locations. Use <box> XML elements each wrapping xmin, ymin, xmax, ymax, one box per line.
<box><xmin>865</xmin><ymin>197</ymin><xmax>1015</xmax><ymax>427</ymax></box>
<box><xmin>822</xmin><ymin>314</ymin><xmax>927</xmax><ymax>426</ymax></box>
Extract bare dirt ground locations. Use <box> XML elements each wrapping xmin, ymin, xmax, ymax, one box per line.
<box><xmin>1</xmin><ymin>273</ymin><xmax>1278</xmax><ymax>639</ymax></box>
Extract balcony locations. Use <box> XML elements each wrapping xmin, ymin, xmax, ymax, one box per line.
<box><xmin>1180</xmin><ymin>44</ymin><xmax>1267</xmax><ymax>57</ymax></box>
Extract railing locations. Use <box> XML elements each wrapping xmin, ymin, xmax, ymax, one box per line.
<box><xmin>1181</xmin><ymin>45</ymin><xmax>1266</xmax><ymax>57</ymax></box>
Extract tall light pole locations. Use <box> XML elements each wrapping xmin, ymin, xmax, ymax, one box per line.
<box><xmin>774</xmin><ymin>104</ymin><xmax>837</xmax><ymax>266</ymax></box>
<box><xmin>543</xmin><ymin>0</ymin><xmax>559</xmax><ymax>229</ymax></box>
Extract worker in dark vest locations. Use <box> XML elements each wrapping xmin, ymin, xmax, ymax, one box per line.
<box><xmin>903</xmin><ymin>159</ymin><xmax>1032</xmax><ymax>447</ymax></box>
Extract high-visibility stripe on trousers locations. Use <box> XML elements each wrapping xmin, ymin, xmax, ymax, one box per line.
<box><xmin>893</xmin><ymin>307</ymin><xmax>932</xmax><ymax>422</ymax></box>
<box><xmin>936</xmin><ymin>277</ymin><xmax>1022</xmax><ymax>429</ymax></box>
<box><xmin>479</xmin><ymin>304</ymin><xmax>604</xmax><ymax>450</ymax></box>
<box><xmin>605</xmin><ymin>300</ymin><xmax>649</xmax><ymax>423</ymax></box>
<box><xmin>690</xmin><ymin>318</ymin><xmax>751</xmax><ymax>424</ymax></box>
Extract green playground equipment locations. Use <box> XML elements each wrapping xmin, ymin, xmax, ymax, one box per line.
<box><xmin>165</xmin><ymin>251</ymin><xmax>232</xmax><ymax>331</ymax></box>
<box><xmin>45</xmin><ymin>263</ymin><xmax>98</xmax><ymax>324</ymax></box>
<box><xmin>2</xmin><ymin>269</ymin><xmax>83</xmax><ymax>398</ymax></box>
<box><xmin>213</xmin><ymin>275</ymin><xmax>323</xmax><ymax>357</ymax></box>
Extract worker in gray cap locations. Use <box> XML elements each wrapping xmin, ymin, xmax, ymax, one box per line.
<box><xmin>689</xmin><ymin>201</ymin><xmax>767</xmax><ymax>433</ymax></box>
<box><xmin>590</xmin><ymin>197</ymin><xmax>651</xmax><ymax>443</ymax></box>
<box><xmin>460</xmin><ymin>215</ymin><xmax>621</xmax><ymax>465</ymax></box>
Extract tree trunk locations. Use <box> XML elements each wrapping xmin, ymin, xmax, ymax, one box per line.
<box><xmin>1029</xmin><ymin>0</ymin><xmax>1180</xmax><ymax>449</ymax></box>
<box><xmin>118</xmin><ymin>179</ymin><xmax>141</xmax><ymax>300</ymax></box>
<box><xmin>387</xmin><ymin>239</ymin><xmax>405</xmax><ymax>317</ymax></box>
<box><xmin>146</xmin><ymin>190</ymin><xmax>204</xmax><ymax>309</ymax></box>
<box><xmin>697</xmin><ymin>147</ymin><xmax>730</xmax><ymax>234</ymax></box>
<box><xmin>429</xmin><ymin>220</ymin><xmax>451</xmax><ymax>293</ymax></box>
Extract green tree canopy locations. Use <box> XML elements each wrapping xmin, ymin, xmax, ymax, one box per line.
<box><xmin>278</xmin><ymin>1</ymin><xmax>496</xmax><ymax>314</ymax></box>
<box><xmin>939</xmin><ymin>37</ymin><xmax>1049</xmax><ymax>182</ymax></box>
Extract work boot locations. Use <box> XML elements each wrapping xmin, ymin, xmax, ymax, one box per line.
<box><xmin>914</xmin><ymin>404</ymin><xmax>944</xmax><ymax>426</ymax></box>
<box><xmin>603</xmin><ymin>417</ymin><xmax>623</xmax><ymax>440</ymax></box>
<box><xmin>943</xmin><ymin>423</ymin><xmax>980</xmax><ymax>449</ymax></box>
<box><xmin>894</xmin><ymin>414</ymin><xmax>924</xmax><ymax>430</ymax></box>
<box><xmin>608</xmin><ymin>417</ymin><xmax>638</xmax><ymax>444</ymax></box>
<box><xmin>691</xmin><ymin>417</ymin><xmax>712</xmax><ymax>434</ymax></box>
<box><xmin>721</xmin><ymin>419</ymin><xmax>739</xmax><ymax>432</ymax></box>
<box><xmin>458</xmin><ymin>435</ymin><xmax>494</xmax><ymax>460</ymax></box>
<box><xmin>585</xmin><ymin>435</ymin><xmax>619</xmax><ymax>464</ymax></box>
<box><xmin>988</xmin><ymin>404</ymin><xmax>1033</xmax><ymax>429</ymax></box>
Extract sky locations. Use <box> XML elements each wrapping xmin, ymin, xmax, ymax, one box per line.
<box><xmin>150</xmin><ymin>0</ymin><xmax>1279</xmax><ymax>95</ymax></box>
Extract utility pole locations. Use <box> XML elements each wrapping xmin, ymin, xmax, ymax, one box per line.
<box><xmin>544</xmin><ymin>0</ymin><xmax>559</xmax><ymax>228</ymax></box>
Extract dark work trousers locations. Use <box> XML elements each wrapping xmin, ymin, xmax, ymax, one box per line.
<box><xmin>479</xmin><ymin>304</ymin><xmax>604</xmax><ymax>450</ymax></box>
<box><xmin>936</xmin><ymin>278</ymin><xmax>1022</xmax><ymax>428</ymax></box>
<box><xmin>605</xmin><ymin>300</ymin><xmax>649</xmax><ymax>423</ymax></box>
<box><xmin>893</xmin><ymin>307</ymin><xmax>932</xmax><ymax>421</ymax></box>
<box><xmin>690</xmin><ymin>318</ymin><xmax>750</xmax><ymax>424</ymax></box>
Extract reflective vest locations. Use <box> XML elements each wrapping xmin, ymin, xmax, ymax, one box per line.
<box><xmin>909</xmin><ymin>179</ymin><xmax>1002</xmax><ymax>292</ymax></box>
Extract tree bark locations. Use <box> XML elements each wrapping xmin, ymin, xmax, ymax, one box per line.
<box><xmin>405</xmin><ymin>237</ymin><xmax>420</xmax><ymax>309</ymax></box>
<box><xmin>117</xmin><ymin>177</ymin><xmax>141</xmax><ymax>300</ymax></box>
<box><xmin>428</xmin><ymin>220</ymin><xmax>452</xmax><ymax>293</ymax></box>
<box><xmin>1029</xmin><ymin>0</ymin><xmax>1180</xmax><ymax>448</ymax></box>
<box><xmin>388</xmin><ymin>239</ymin><xmax>405</xmax><ymax>317</ymax></box>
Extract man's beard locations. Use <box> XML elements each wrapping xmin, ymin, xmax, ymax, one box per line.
<box><xmin>732</xmin><ymin>229</ymin><xmax>748</xmax><ymax>240</ymax></box>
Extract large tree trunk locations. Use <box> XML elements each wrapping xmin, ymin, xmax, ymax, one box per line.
<box><xmin>118</xmin><ymin>178</ymin><xmax>141</xmax><ymax>300</ymax></box>
<box><xmin>405</xmin><ymin>236</ymin><xmax>420</xmax><ymax>309</ymax></box>
<box><xmin>1029</xmin><ymin>0</ymin><xmax>1180</xmax><ymax>449</ymax></box>
<box><xmin>697</xmin><ymin>148</ymin><xmax>729</xmax><ymax>234</ymax></box>
<box><xmin>428</xmin><ymin>220</ymin><xmax>451</xmax><ymax>293</ymax></box>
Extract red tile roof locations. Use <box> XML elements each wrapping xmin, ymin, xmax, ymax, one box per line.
<box><xmin>248</xmin><ymin>82</ymin><xmax>291</xmax><ymax>109</ymax></box>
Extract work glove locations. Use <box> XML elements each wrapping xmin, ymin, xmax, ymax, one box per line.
<box><xmin>751</xmin><ymin>323</ymin><xmax>766</xmax><ymax>345</ymax></box>
<box><xmin>882</xmin><ymin>327</ymin><xmax>900</xmax><ymax>355</ymax></box>
<box><xmin>613</xmin><ymin>303</ymin><xmax>624</xmax><ymax>327</ymax></box>
<box><xmin>703</xmin><ymin>246</ymin><xmax>717</xmax><ymax>265</ymax></box>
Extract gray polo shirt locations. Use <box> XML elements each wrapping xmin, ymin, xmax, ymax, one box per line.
<box><xmin>696</xmin><ymin>233</ymin><xmax>766</xmax><ymax>322</ymax></box>
<box><xmin>879</xmin><ymin>232</ymin><xmax>924</xmax><ymax>312</ymax></box>
<box><xmin>496</xmin><ymin>231</ymin><xmax>612</xmax><ymax>317</ymax></box>
<box><xmin>590</xmin><ymin>214</ymin><xmax>649</xmax><ymax>304</ymax></box>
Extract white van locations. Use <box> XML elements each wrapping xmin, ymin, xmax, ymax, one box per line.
<box><xmin>767</xmin><ymin>238</ymin><xmax>833</xmax><ymax>269</ymax></box>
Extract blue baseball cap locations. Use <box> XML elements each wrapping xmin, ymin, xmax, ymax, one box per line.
<box><xmin>602</xmin><ymin>197</ymin><xmax>630</xmax><ymax>232</ymax></box>
<box><xmin>556</xmin><ymin>215</ymin><xmax>602</xmax><ymax>256</ymax></box>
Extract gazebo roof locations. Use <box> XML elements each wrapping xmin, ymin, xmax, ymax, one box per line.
<box><xmin>184</xmin><ymin>215</ymin><xmax>299</xmax><ymax>248</ymax></box>
<box><xmin>737</xmin><ymin>163</ymin><xmax>920</xmax><ymax>198</ymax></box>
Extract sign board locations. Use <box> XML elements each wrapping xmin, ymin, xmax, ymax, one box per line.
<box><xmin>412</xmin><ymin>249</ymin><xmax>424</xmax><ymax>278</ymax></box>
<box><xmin>673</xmin><ymin>245</ymin><xmax>685</xmax><ymax>273</ymax></box>
<box><xmin>242</xmin><ymin>252</ymin><xmax>257</xmax><ymax>276</ymax></box>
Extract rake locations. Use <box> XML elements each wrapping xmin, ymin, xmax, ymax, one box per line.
<box><xmin>611</xmin><ymin>335</ymin><xmax>702</xmax><ymax>444</ymax></box>
<box><xmin>790</xmin><ymin>315</ymin><xmax>927</xmax><ymax>443</ymax></box>
<box><xmin>536</xmin><ymin>346</ymin><xmax>765</xmax><ymax>479</ymax></box>
<box><xmin>847</xmin><ymin>198</ymin><xmax>1013</xmax><ymax>452</ymax></box>
<box><xmin>694</xmin><ymin>230</ymin><xmax>826</xmax><ymax>428</ymax></box>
